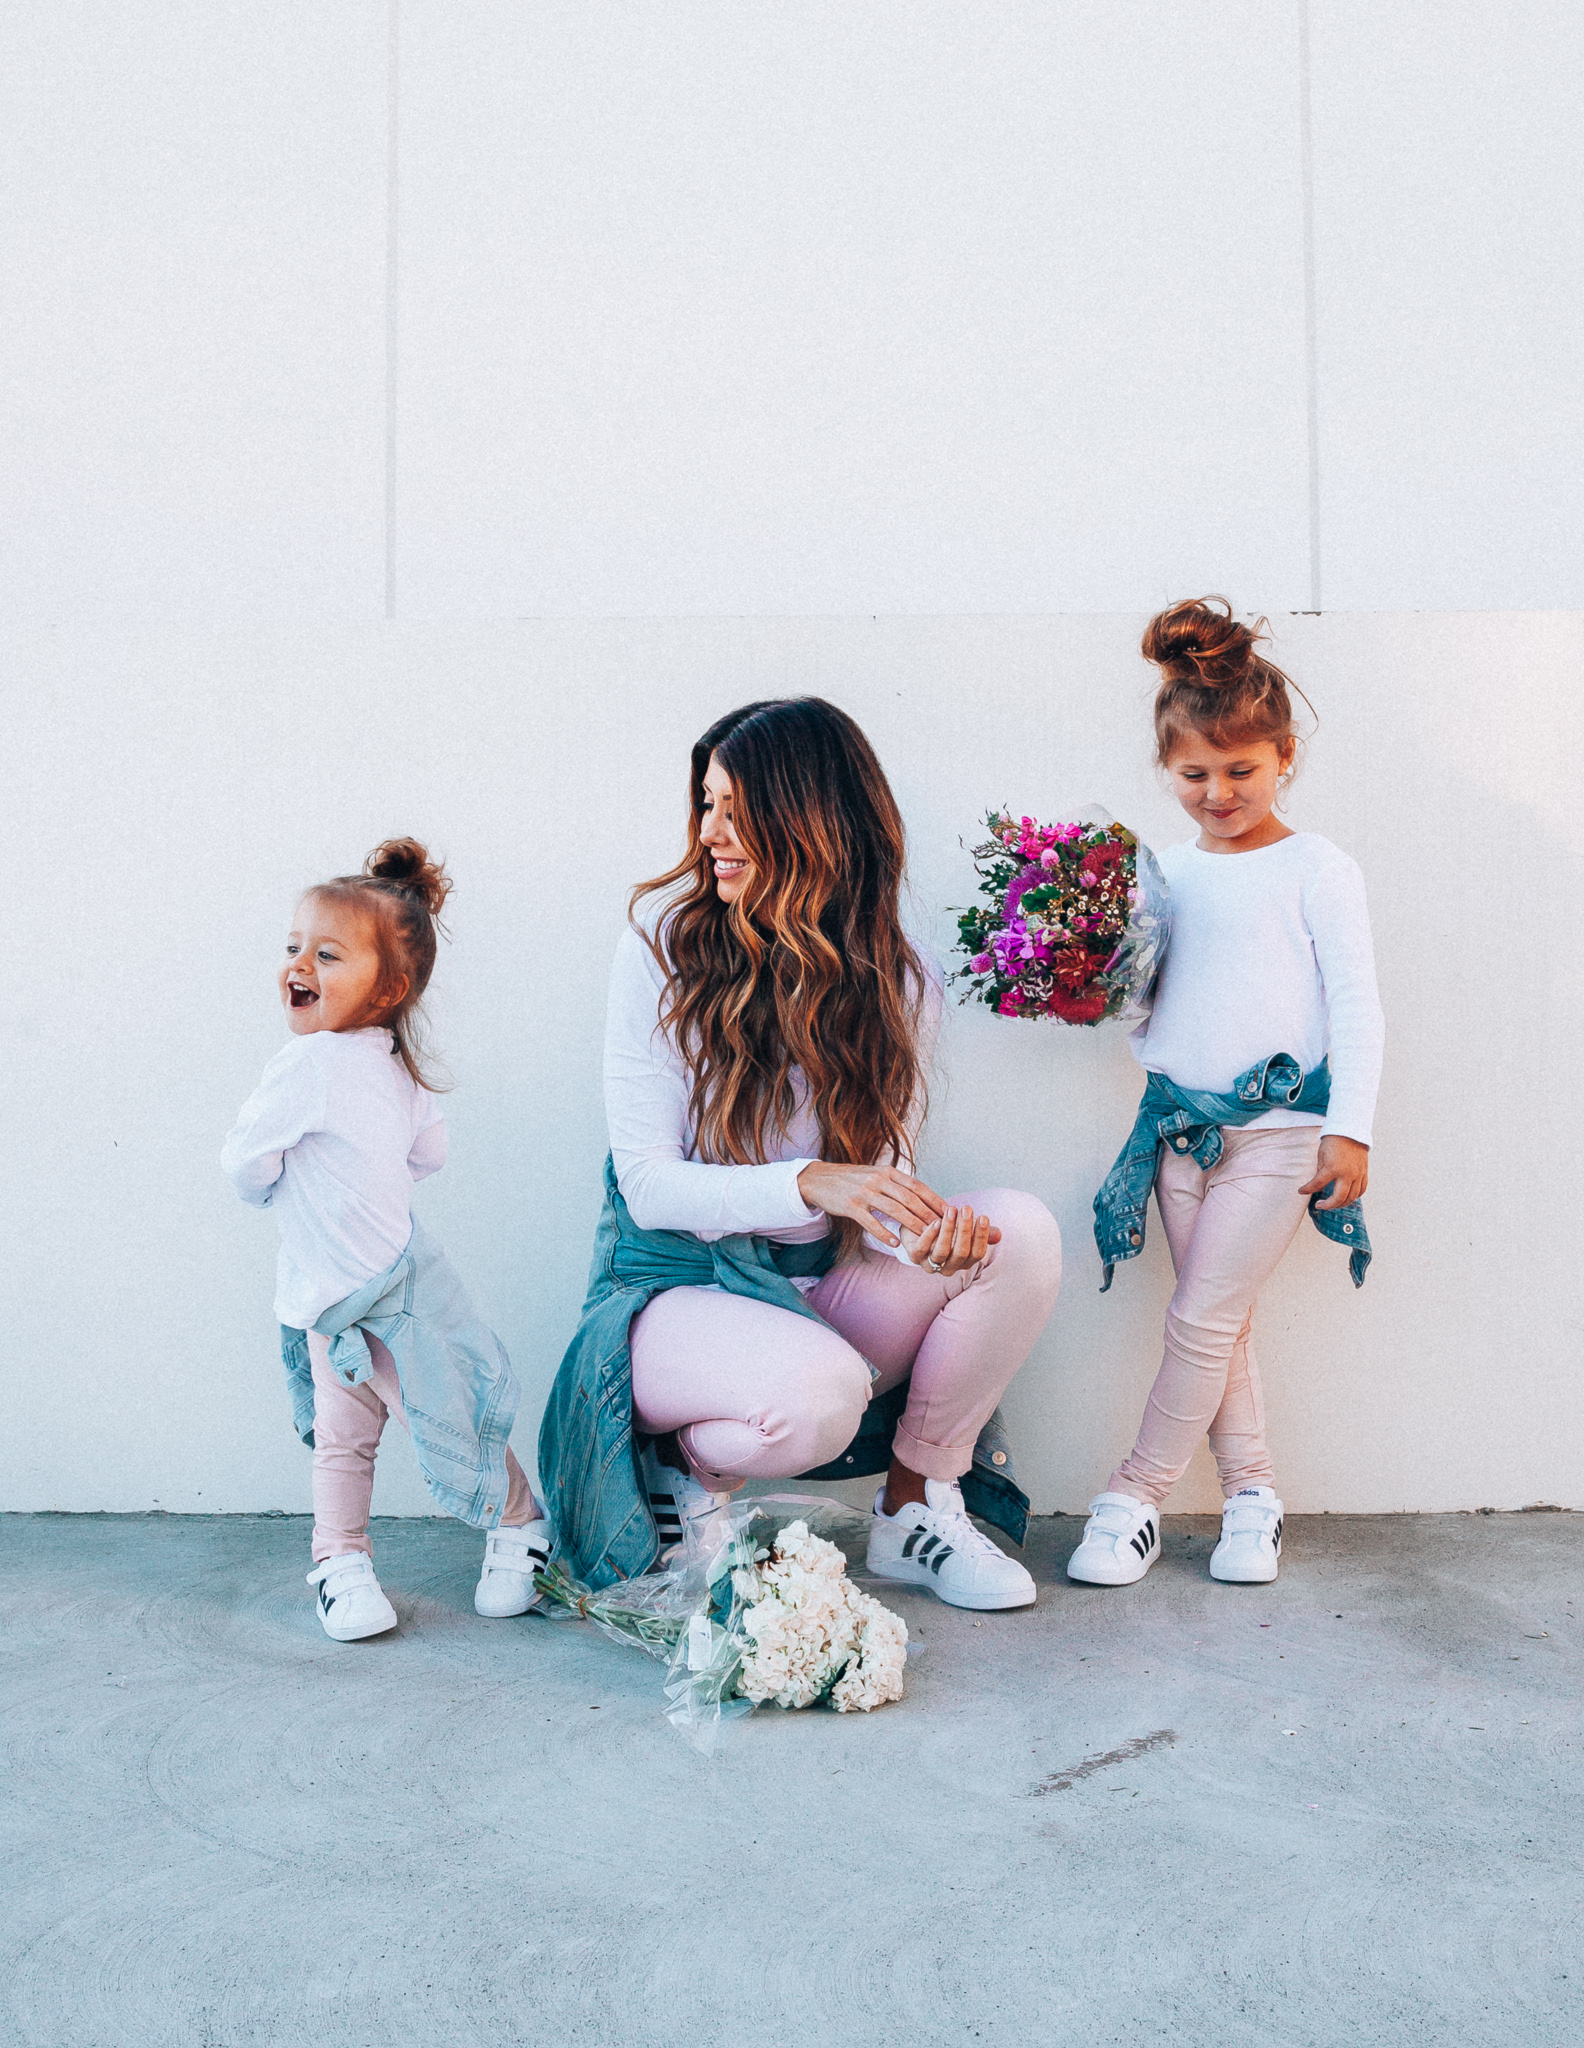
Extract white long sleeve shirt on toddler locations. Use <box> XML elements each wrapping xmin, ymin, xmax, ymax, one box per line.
<box><xmin>221</xmin><ymin>1026</ymin><xmax>446</xmax><ymax>1328</ymax></box>
<box><xmin>604</xmin><ymin>921</ymin><xmax>941</xmax><ymax>1251</ymax></box>
<box><xmin>1129</xmin><ymin>833</ymin><xmax>1384</xmax><ymax>1145</ymax></box>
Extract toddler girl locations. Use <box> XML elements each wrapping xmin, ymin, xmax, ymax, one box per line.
<box><xmin>222</xmin><ymin>838</ymin><xmax>550</xmax><ymax>1640</ymax></box>
<box><xmin>1071</xmin><ymin>600</ymin><xmax>1383</xmax><ymax>1587</ymax></box>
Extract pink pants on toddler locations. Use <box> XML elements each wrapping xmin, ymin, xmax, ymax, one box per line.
<box><xmin>1109</xmin><ymin>1123</ymin><xmax>1322</xmax><ymax>1508</ymax></box>
<box><xmin>629</xmin><ymin>1187</ymin><xmax>1062</xmax><ymax>1488</ymax></box>
<box><xmin>307</xmin><ymin>1329</ymin><xmax>537</xmax><ymax>1563</ymax></box>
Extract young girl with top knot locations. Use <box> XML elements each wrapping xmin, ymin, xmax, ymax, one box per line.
<box><xmin>222</xmin><ymin>840</ymin><xmax>550</xmax><ymax>1641</ymax></box>
<box><xmin>1070</xmin><ymin>601</ymin><xmax>1384</xmax><ymax>1588</ymax></box>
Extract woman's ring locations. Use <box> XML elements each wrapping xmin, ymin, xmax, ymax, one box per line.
<box><xmin>926</xmin><ymin>1257</ymin><xmax>944</xmax><ymax>1275</ymax></box>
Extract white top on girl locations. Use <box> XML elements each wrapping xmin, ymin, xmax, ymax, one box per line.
<box><xmin>605</xmin><ymin>921</ymin><xmax>942</xmax><ymax>1245</ymax></box>
<box><xmin>1130</xmin><ymin>832</ymin><xmax>1384</xmax><ymax>1145</ymax></box>
<box><xmin>222</xmin><ymin>1026</ymin><xmax>445</xmax><ymax>1328</ymax></box>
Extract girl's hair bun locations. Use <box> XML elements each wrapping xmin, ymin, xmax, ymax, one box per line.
<box><xmin>1142</xmin><ymin>595</ymin><xmax>1311</xmax><ymax>766</ymax></box>
<box><xmin>363</xmin><ymin>837</ymin><xmax>452</xmax><ymax>921</ymax></box>
<box><xmin>1141</xmin><ymin>595</ymin><xmax>1258</xmax><ymax>692</ymax></box>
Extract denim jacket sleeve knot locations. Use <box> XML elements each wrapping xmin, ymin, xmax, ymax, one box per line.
<box><xmin>276</xmin><ymin>1221</ymin><xmax>521</xmax><ymax>1529</ymax></box>
<box><xmin>1093</xmin><ymin>1054</ymin><xmax>1371</xmax><ymax>1294</ymax></box>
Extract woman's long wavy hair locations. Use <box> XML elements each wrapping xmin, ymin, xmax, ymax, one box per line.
<box><xmin>632</xmin><ymin>698</ymin><xmax>928</xmax><ymax>1258</ymax></box>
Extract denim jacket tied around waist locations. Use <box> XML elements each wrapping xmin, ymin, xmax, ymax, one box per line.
<box><xmin>279</xmin><ymin>1220</ymin><xmax>521</xmax><ymax>1528</ymax></box>
<box><xmin>1093</xmin><ymin>1053</ymin><xmax>1372</xmax><ymax>1293</ymax></box>
<box><xmin>537</xmin><ymin>1155</ymin><xmax>1030</xmax><ymax>1592</ymax></box>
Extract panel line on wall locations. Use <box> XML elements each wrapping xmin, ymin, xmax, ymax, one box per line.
<box><xmin>384</xmin><ymin>0</ymin><xmax>400</xmax><ymax>621</ymax></box>
<box><xmin>1298</xmin><ymin>0</ymin><xmax>1322</xmax><ymax>611</ymax></box>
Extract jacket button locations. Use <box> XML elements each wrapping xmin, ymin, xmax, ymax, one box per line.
<box><xmin>1342</xmin><ymin>1224</ymin><xmax>1354</xmax><ymax>1235</ymax></box>
<box><xmin>992</xmin><ymin>1450</ymin><xmax>1007</xmax><ymax>1466</ymax></box>
<box><xmin>484</xmin><ymin>1502</ymin><xmax>495</xmax><ymax>1513</ymax></box>
<box><xmin>845</xmin><ymin>1455</ymin><xmax>854</xmax><ymax>1465</ymax></box>
<box><xmin>1130</xmin><ymin>1231</ymin><xmax>1142</xmax><ymax>1244</ymax></box>
<box><xmin>1175</xmin><ymin>1138</ymin><xmax>1188</xmax><ymax>1150</ymax></box>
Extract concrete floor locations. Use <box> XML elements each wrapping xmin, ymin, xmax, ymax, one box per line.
<box><xmin>2</xmin><ymin>1512</ymin><xmax>1580</xmax><ymax>2048</ymax></box>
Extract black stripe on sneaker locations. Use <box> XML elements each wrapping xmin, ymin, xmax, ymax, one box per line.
<box><xmin>930</xmin><ymin>1545</ymin><xmax>954</xmax><ymax>1575</ymax></box>
<box><xmin>916</xmin><ymin>1535</ymin><xmax>940</xmax><ymax>1562</ymax></box>
<box><xmin>1273</xmin><ymin>1519</ymin><xmax>1283</xmax><ymax>1546</ymax></box>
<box><xmin>902</xmin><ymin>1530</ymin><xmax>923</xmax><ymax>1559</ymax></box>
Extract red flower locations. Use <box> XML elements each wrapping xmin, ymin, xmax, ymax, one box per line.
<box><xmin>1052</xmin><ymin>946</ymin><xmax>1100</xmax><ymax>995</ymax></box>
<box><xmin>1048</xmin><ymin>984</ymin><xmax>1110</xmax><ymax>1024</ymax></box>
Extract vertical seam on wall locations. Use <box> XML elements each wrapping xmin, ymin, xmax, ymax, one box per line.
<box><xmin>384</xmin><ymin>0</ymin><xmax>400</xmax><ymax>622</ymax></box>
<box><xmin>1298</xmin><ymin>0</ymin><xmax>1322</xmax><ymax>611</ymax></box>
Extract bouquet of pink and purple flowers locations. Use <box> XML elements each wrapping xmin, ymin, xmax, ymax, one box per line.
<box><xmin>952</xmin><ymin>810</ymin><xmax>1170</xmax><ymax>1025</ymax></box>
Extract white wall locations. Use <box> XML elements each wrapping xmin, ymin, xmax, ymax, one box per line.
<box><xmin>3</xmin><ymin>5</ymin><xmax>1581</xmax><ymax>1516</ymax></box>
<box><xmin>6</xmin><ymin>612</ymin><xmax>1582</xmax><ymax>1517</ymax></box>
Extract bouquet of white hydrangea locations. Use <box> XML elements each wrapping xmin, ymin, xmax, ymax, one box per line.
<box><xmin>535</xmin><ymin>1497</ymin><xmax>909</xmax><ymax>1749</ymax></box>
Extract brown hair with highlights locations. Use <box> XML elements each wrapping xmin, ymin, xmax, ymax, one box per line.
<box><xmin>309</xmin><ymin>837</ymin><xmax>452</xmax><ymax>1089</ymax></box>
<box><xmin>1143</xmin><ymin>596</ymin><xmax>1312</xmax><ymax>767</ymax></box>
<box><xmin>632</xmin><ymin>698</ymin><xmax>928</xmax><ymax>1258</ymax></box>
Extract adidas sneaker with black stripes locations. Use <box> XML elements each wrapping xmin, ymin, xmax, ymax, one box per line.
<box><xmin>866</xmin><ymin>1479</ymin><xmax>1036</xmax><ymax>1610</ymax></box>
<box><xmin>1065</xmin><ymin>1492</ymin><xmax>1162</xmax><ymax>1585</ymax></box>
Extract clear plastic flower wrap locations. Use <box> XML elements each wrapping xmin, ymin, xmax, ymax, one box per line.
<box><xmin>952</xmin><ymin>806</ymin><xmax>1172</xmax><ymax>1026</ymax></box>
<box><xmin>535</xmin><ymin>1495</ymin><xmax>910</xmax><ymax>1753</ymax></box>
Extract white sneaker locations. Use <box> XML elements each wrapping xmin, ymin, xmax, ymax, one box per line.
<box><xmin>1066</xmin><ymin>1493</ymin><xmax>1161</xmax><ymax>1586</ymax></box>
<box><xmin>1210</xmin><ymin>1488</ymin><xmax>1283</xmax><ymax>1583</ymax></box>
<box><xmin>307</xmin><ymin>1552</ymin><xmax>398</xmax><ymax>1641</ymax></box>
<box><xmin>639</xmin><ymin>1442</ymin><xmax>732</xmax><ymax>1564</ymax></box>
<box><xmin>474</xmin><ymin>1518</ymin><xmax>552</xmax><ymax>1617</ymax></box>
<box><xmin>866</xmin><ymin>1479</ymin><xmax>1036</xmax><ymax>1610</ymax></box>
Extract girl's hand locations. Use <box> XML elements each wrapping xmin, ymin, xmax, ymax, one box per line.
<box><xmin>796</xmin><ymin>1162</ymin><xmax>946</xmax><ymax>1248</ymax></box>
<box><xmin>900</xmin><ymin>1202</ymin><xmax>1001</xmax><ymax>1278</ymax></box>
<box><xmin>1300</xmin><ymin>1136</ymin><xmax>1370</xmax><ymax>1211</ymax></box>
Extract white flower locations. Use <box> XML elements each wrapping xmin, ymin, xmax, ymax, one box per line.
<box><xmin>732</xmin><ymin>1522</ymin><xmax>907</xmax><ymax>1714</ymax></box>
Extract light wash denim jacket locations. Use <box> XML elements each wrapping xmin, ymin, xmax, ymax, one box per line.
<box><xmin>1093</xmin><ymin>1053</ymin><xmax>1372</xmax><ymax>1292</ymax></box>
<box><xmin>538</xmin><ymin>1156</ymin><xmax>1030</xmax><ymax>1591</ymax></box>
<box><xmin>279</xmin><ymin>1221</ymin><xmax>521</xmax><ymax>1528</ymax></box>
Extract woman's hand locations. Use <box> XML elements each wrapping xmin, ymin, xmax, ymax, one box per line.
<box><xmin>900</xmin><ymin>1202</ymin><xmax>1001</xmax><ymax>1278</ymax></box>
<box><xmin>796</xmin><ymin>1162</ymin><xmax>945</xmax><ymax>1248</ymax></box>
<box><xmin>1300</xmin><ymin>1135</ymin><xmax>1370</xmax><ymax>1211</ymax></box>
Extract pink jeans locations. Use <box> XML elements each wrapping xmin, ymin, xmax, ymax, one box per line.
<box><xmin>307</xmin><ymin>1329</ymin><xmax>538</xmax><ymax>1563</ymax></box>
<box><xmin>629</xmin><ymin>1188</ymin><xmax>1062</xmax><ymax>1488</ymax></box>
<box><xmin>1109</xmin><ymin>1123</ymin><xmax>1322</xmax><ymax>1508</ymax></box>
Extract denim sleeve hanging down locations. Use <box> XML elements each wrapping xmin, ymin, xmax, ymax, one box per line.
<box><xmin>1092</xmin><ymin>1054</ymin><xmax>1372</xmax><ymax>1293</ymax></box>
<box><xmin>537</xmin><ymin>1155</ymin><xmax>1031</xmax><ymax>1591</ymax></box>
<box><xmin>277</xmin><ymin>1220</ymin><xmax>522</xmax><ymax>1527</ymax></box>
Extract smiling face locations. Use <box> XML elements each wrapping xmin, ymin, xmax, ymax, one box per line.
<box><xmin>699</xmin><ymin>753</ymin><xmax>753</xmax><ymax>902</ymax></box>
<box><xmin>278</xmin><ymin>894</ymin><xmax>393</xmax><ymax>1035</ymax></box>
<box><xmin>1164</xmin><ymin>729</ymin><xmax>1297</xmax><ymax>853</ymax></box>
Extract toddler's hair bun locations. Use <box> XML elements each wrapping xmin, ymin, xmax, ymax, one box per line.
<box><xmin>1141</xmin><ymin>595</ymin><xmax>1260</xmax><ymax>691</ymax></box>
<box><xmin>364</xmin><ymin>837</ymin><xmax>452</xmax><ymax>921</ymax></box>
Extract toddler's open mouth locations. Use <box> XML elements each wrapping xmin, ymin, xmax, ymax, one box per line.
<box><xmin>289</xmin><ymin>983</ymin><xmax>318</xmax><ymax>1009</ymax></box>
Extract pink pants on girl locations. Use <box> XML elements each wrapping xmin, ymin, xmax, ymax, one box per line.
<box><xmin>307</xmin><ymin>1329</ymin><xmax>537</xmax><ymax>1563</ymax></box>
<box><xmin>1108</xmin><ymin>1123</ymin><xmax>1322</xmax><ymax>1508</ymax></box>
<box><xmin>628</xmin><ymin>1188</ymin><xmax>1062</xmax><ymax>1488</ymax></box>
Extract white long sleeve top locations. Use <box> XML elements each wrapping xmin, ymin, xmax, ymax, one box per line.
<box><xmin>604</xmin><ymin>921</ymin><xmax>940</xmax><ymax>1244</ymax></box>
<box><xmin>221</xmin><ymin>1026</ymin><xmax>447</xmax><ymax>1327</ymax></box>
<box><xmin>1129</xmin><ymin>833</ymin><xmax>1384</xmax><ymax>1145</ymax></box>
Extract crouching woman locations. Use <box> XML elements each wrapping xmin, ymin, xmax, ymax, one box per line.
<box><xmin>539</xmin><ymin>697</ymin><xmax>1062</xmax><ymax>1610</ymax></box>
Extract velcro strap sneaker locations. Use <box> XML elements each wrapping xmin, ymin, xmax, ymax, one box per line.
<box><xmin>306</xmin><ymin>1552</ymin><xmax>398</xmax><ymax>1642</ymax></box>
<box><xmin>1209</xmin><ymin>1488</ymin><xmax>1284</xmax><ymax>1583</ymax></box>
<box><xmin>474</xmin><ymin>1518</ymin><xmax>554</xmax><ymax>1617</ymax></box>
<box><xmin>1065</xmin><ymin>1493</ymin><xmax>1161</xmax><ymax>1586</ymax></box>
